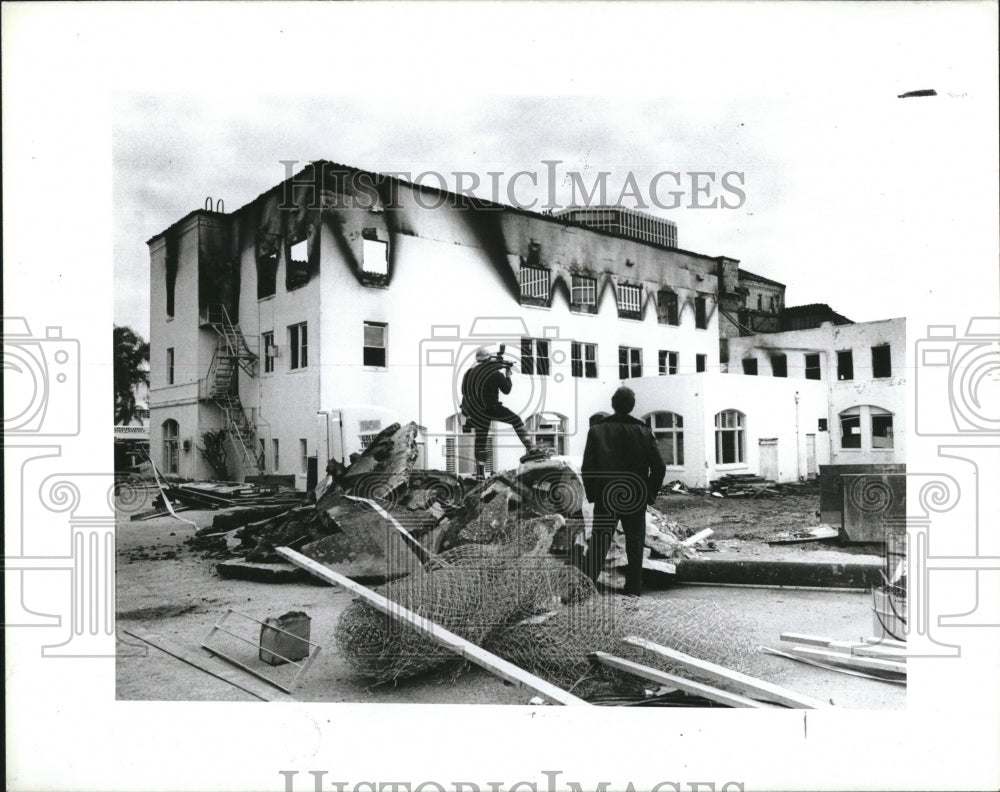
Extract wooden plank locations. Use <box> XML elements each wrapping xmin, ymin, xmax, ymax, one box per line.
<box><xmin>590</xmin><ymin>652</ymin><xmax>777</xmax><ymax>709</ymax></box>
<box><xmin>790</xmin><ymin>646</ymin><xmax>906</xmax><ymax>675</ymax></box>
<box><xmin>863</xmin><ymin>636</ymin><xmax>907</xmax><ymax>649</ymax></box>
<box><xmin>122</xmin><ymin>627</ymin><xmax>294</xmax><ymax>702</ymax></box>
<box><xmin>624</xmin><ymin>636</ymin><xmax>833</xmax><ymax>709</ymax></box>
<box><xmin>762</xmin><ymin>647</ymin><xmax>907</xmax><ymax>686</ymax></box>
<box><xmin>276</xmin><ymin>546</ymin><xmax>589</xmax><ymax>706</ymax></box>
<box><xmin>681</xmin><ymin>528</ymin><xmax>714</xmax><ymax>547</ymax></box>
<box><xmin>852</xmin><ymin>645</ymin><xmax>908</xmax><ymax>663</ymax></box>
<box><xmin>779</xmin><ymin>632</ymin><xmax>835</xmax><ymax>648</ymax></box>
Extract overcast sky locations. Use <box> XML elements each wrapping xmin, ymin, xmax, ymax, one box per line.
<box><xmin>112</xmin><ymin>16</ymin><xmax>999</xmax><ymax>338</ymax></box>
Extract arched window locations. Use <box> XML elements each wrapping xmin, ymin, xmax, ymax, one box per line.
<box><xmin>645</xmin><ymin>411</ymin><xmax>684</xmax><ymax>466</ymax></box>
<box><xmin>162</xmin><ymin>419</ymin><xmax>179</xmax><ymax>474</ymax></box>
<box><xmin>840</xmin><ymin>405</ymin><xmax>894</xmax><ymax>451</ymax></box>
<box><xmin>444</xmin><ymin>413</ymin><xmax>492</xmax><ymax>475</ymax></box>
<box><xmin>714</xmin><ymin>410</ymin><xmax>745</xmax><ymax>464</ymax></box>
<box><xmin>527</xmin><ymin>412</ymin><xmax>567</xmax><ymax>455</ymax></box>
<box><xmin>589</xmin><ymin>411</ymin><xmax>609</xmax><ymax>427</ymax></box>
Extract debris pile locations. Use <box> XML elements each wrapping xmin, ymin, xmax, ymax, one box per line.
<box><xmin>133</xmin><ymin>480</ymin><xmax>306</xmax><ymax>521</ymax></box>
<box><xmin>334</xmin><ymin>516</ymin><xmax>596</xmax><ymax>684</ymax></box>
<box><xmin>709</xmin><ymin>474</ymin><xmax>781</xmax><ymax>498</ymax></box>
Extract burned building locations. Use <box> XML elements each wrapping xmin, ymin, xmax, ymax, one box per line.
<box><xmin>147</xmin><ymin>161</ymin><xmax>738</xmax><ymax>486</ymax></box>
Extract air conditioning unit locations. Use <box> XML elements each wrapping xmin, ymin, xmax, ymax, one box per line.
<box><xmin>267</xmin><ymin>345</ymin><xmax>281</xmax><ymax>357</ymax></box>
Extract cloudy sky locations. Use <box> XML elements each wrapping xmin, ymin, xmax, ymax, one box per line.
<box><xmin>111</xmin><ymin>5</ymin><xmax>999</xmax><ymax>337</ymax></box>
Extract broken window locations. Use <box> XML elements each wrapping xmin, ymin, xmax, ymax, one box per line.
<box><xmin>818</xmin><ymin>418</ymin><xmax>828</xmax><ymax>432</ymax></box>
<box><xmin>657</xmin><ymin>289</ymin><xmax>679</xmax><ymax>325</ymax></box>
<box><xmin>289</xmin><ymin>322</ymin><xmax>308</xmax><ymax>370</ymax></box>
<box><xmin>163</xmin><ymin>231</ymin><xmax>177</xmax><ymax>317</ymax></box>
<box><xmin>527</xmin><ymin>412</ymin><xmax>567</xmax><ymax>455</ymax></box>
<box><xmin>272</xmin><ymin>439</ymin><xmax>280</xmax><ymax>472</ymax></box>
<box><xmin>837</xmin><ymin>350</ymin><xmax>854</xmax><ymax>381</ymax></box>
<box><xmin>714</xmin><ymin>410</ymin><xmax>745</xmax><ymax>465</ymax></box>
<box><xmin>770</xmin><ymin>354</ymin><xmax>787</xmax><ymax>378</ymax></box>
<box><xmin>872</xmin><ymin>344</ymin><xmax>892</xmax><ymax>378</ymax></box>
<box><xmin>262</xmin><ymin>332</ymin><xmax>275</xmax><ymax>374</ymax></box>
<box><xmin>659</xmin><ymin>350</ymin><xmax>678</xmax><ymax>375</ymax></box>
<box><xmin>300</xmin><ymin>439</ymin><xmax>308</xmax><ymax>474</ymax></box>
<box><xmin>696</xmin><ymin>354</ymin><xmax>707</xmax><ymax>373</ymax></box>
<box><xmin>618</xmin><ymin>346</ymin><xmax>642</xmax><ymax>379</ymax></box>
<box><xmin>571</xmin><ymin>342</ymin><xmax>598</xmax><ymax>379</ymax></box>
<box><xmin>519</xmin><ymin>266</ymin><xmax>550</xmax><ymax>302</ymax></box>
<box><xmin>162</xmin><ymin>419</ymin><xmax>179</xmax><ymax>474</ymax></box>
<box><xmin>256</xmin><ymin>231</ymin><xmax>279</xmax><ymax>299</ymax></box>
<box><xmin>757</xmin><ymin>294</ymin><xmax>763</xmax><ymax>311</ymax></box>
<box><xmin>839</xmin><ymin>408</ymin><xmax>862</xmax><ymax>449</ymax></box>
<box><xmin>570</xmin><ymin>275</ymin><xmax>597</xmax><ymax>311</ymax></box>
<box><xmin>520</xmin><ymin>338</ymin><xmax>550</xmax><ymax>376</ymax></box>
<box><xmin>362</xmin><ymin>234</ymin><xmax>389</xmax><ymax>277</ymax></box>
<box><xmin>617</xmin><ymin>284</ymin><xmax>642</xmax><ymax>317</ymax></box>
<box><xmin>741</xmin><ymin>358</ymin><xmax>758</xmax><ymax>376</ymax></box>
<box><xmin>646</xmin><ymin>411</ymin><xmax>684</xmax><ymax>466</ymax></box>
<box><xmin>695</xmin><ymin>296</ymin><xmax>708</xmax><ymax>329</ymax></box>
<box><xmin>871</xmin><ymin>409</ymin><xmax>894</xmax><ymax>449</ymax></box>
<box><xmin>285</xmin><ymin>232</ymin><xmax>313</xmax><ymax>291</ymax></box>
<box><xmin>166</xmin><ymin>347</ymin><xmax>175</xmax><ymax>385</ymax></box>
<box><xmin>363</xmin><ymin>321</ymin><xmax>387</xmax><ymax>369</ymax></box>
<box><xmin>805</xmin><ymin>353</ymin><xmax>822</xmax><ymax>380</ymax></box>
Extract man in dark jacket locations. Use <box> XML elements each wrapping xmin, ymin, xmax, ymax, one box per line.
<box><xmin>578</xmin><ymin>386</ymin><xmax>666</xmax><ymax>596</ymax></box>
<box><xmin>461</xmin><ymin>346</ymin><xmax>535</xmax><ymax>480</ymax></box>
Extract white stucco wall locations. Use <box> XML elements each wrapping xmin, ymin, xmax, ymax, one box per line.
<box><xmin>630</xmin><ymin>374</ymin><xmax>829</xmax><ymax>487</ymax></box>
<box><xmin>726</xmin><ymin>317</ymin><xmax>906</xmax><ymax>465</ymax></box>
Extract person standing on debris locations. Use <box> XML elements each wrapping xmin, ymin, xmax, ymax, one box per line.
<box><xmin>461</xmin><ymin>345</ymin><xmax>536</xmax><ymax>481</ymax></box>
<box><xmin>578</xmin><ymin>386</ymin><xmax>666</xmax><ymax>596</ymax></box>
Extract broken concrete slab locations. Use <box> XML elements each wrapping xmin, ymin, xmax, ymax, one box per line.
<box><xmin>216</xmin><ymin>559</ymin><xmax>319</xmax><ymax>584</ymax></box>
<box><xmin>299</xmin><ymin>498</ymin><xmax>423</xmax><ymax>582</ymax></box>
<box><xmin>340</xmin><ymin>422</ymin><xmax>420</xmax><ymax>500</ymax></box>
<box><xmin>516</xmin><ymin>457</ymin><xmax>585</xmax><ymax>518</ymax></box>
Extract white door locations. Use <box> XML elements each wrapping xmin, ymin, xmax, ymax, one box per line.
<box><xmin>806</xmin><ymin>434</ymin><xmax>817</xmax><ymax>480</ymax></box>
<box><xmin>759</xmin><ymin>438</ymin><xmax>779</xmax><ymax>481</ymax></box>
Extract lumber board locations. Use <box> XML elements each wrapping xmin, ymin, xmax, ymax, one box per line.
<box><xmin>122</xmin><ymin>627</ymin><xmax>294</xmax><ymax>702</ymax></box>
<box><xmin>276</xmin><ymin>546</ymin><xmax>589</xmax><ymax>706</ymax></box>
<box><xmin>590</xmin><ymin>652</ymin><xmax>776</xmax><ymax>709</ymax></box>
<box><xmin>852</xmin><ymin>645</ymin><xmax>908</xmax><ymax>662</ymax></box>
<box><xmin>762</xmin><ymin>647</ymin><xmax>907</xmax><ymax>686</ymax></box>
<box><xmin>863</xmin><ymin>636</ymin><xmax>907</xmax><ymax>649</ymax></box>
<box><xmin>624</xmin><ymin>636</ymin><xmax>833</xmax><ymax>709</ymax></box>
<box><xmin>790</xmin><ymin>646</ymin><xmax>906</xmax><ymax>675</ymax></box>
<box><xmin>779</xmin><ymin>632</ymin><xmax>835</xmax><ymax>648</ymax></box>
<box><xmin>681</xmin><ymin>528</ymin><xmax>714</xmax><ymax>547</ymax></box>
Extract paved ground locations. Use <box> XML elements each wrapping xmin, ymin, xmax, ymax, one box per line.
<box><xmin>115</xmin><ymin>486</ymin><xmax>904</xmax><ymax>708</ymax></box>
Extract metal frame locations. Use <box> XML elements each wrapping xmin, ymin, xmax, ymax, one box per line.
<box><xmin>201</xmin><ymin>608</ymin><xmax>323</xmax><ymax>694</ymax></box>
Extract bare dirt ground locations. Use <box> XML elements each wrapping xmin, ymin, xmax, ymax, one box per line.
<box><xmin>115</xmin><ymin>484</ymin><xmax>901</xmax><ymax>708</ymax></box>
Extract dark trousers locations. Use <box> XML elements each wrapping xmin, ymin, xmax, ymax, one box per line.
<box><xmin>470</xmin><ymin>406</ymin><xmax>531</xmax><ymax>463</ymax></box>
<box><xmin>576</xmin><ymin>502</ymin><xmax>647</xmax><ymax>594</ymax></box>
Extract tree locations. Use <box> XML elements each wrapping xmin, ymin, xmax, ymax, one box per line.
<box><xmin>114</xmin><ymin>325</ymin><xmax>149</xmax><ymax>425</ymax></box>
<box><xmin>198</xmin><ymin>429</ymin><xmax>230</xmax><ymax>480</ymax></box>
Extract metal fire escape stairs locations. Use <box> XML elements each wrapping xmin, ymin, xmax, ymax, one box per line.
<box><xmin>203</xmin><ymin>304</ymin><xmax>263</xmax><ymax>476</ymax></box>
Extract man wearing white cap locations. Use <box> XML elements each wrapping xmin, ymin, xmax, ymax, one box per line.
<box><xmin>460</xmin><ymin>345</ymin><xmax>536</xmax><ymax>480</ymax></box>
